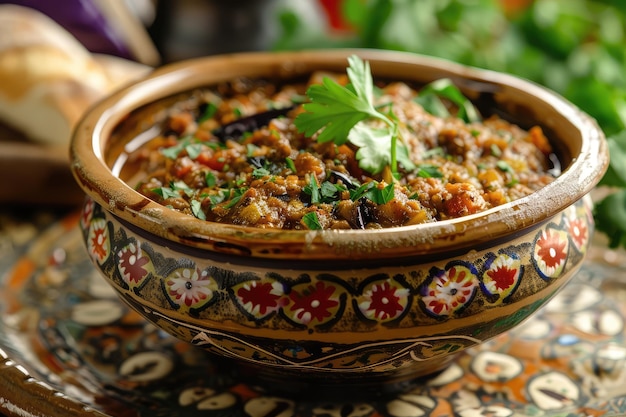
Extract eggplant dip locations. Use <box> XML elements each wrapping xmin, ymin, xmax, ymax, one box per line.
<box><xmin>130</xmin><ymin>56</ymin><xmax>557</xmax><ymax>230</ymax></box>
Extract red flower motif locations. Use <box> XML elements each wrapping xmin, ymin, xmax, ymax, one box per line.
<box><xmin>481</xmin><ymin>253</ymin><xmax>522</xmax><ymax>303</ymax></box>
<box><xmin>80</xmin><ymin>198</ymin><xmax>94</xmax><ymax>230</ymax></box>
<box><xmin>88</xmin><ymin>218</ymin><xmax>109</xmax><ymax>265</ymax></box>
<box><xmin>236</xmin><ymin>280</ymin><xmax>284</xmax><ymax>318</ymax></box>
<box><xmin>487</xmin><ymin>265</ymin><xmax>517</xmax><ymax>291</ymax></box>
<box><xmin>359</xmin><ymin>280</ymin><xmax>409</xmax><ymax>321</ymax></box>
<box><xmin>288</xmin><ymin>281</ymin><xmax>340</xmax><ymax>325</ymax></box>
<box><xmin>536</xmin><ymin>229</ymin><xmax>567</xmax><ymax>269</ymax></box>
<box><xmin>567</xmin><ymin>217</ymin><xmax>588</xmax><ymax>252</ymax></box>
<box><xmin>117</xmin><ymin>242</ymin><xmax>151</xmax><ymax>285</ymax></box>
<box><xmin>533</xmin><ymin>227</ymin><xmax>569</xmax><ymax>279</ymax></box>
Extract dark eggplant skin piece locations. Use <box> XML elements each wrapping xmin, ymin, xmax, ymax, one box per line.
<box><xmin>212</xmin><ymin>106</ymin><xmax>295</xmax><ymax>141</ymax></box>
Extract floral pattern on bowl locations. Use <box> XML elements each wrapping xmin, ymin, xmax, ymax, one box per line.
<box><xmin>79</xmin><ymin>195</ymin><xmax>593</xmax><ymax>387</ymax></box>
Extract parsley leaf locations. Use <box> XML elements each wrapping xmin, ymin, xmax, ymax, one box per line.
<box><xmin>161</xmin><ymin>137</ymin><xmax>192</xmax><ymax>159</ymax></box>
<box><xmin>594</xmin><ymin>190</ymin><xmax>626</xmax><ymax>248</ymax></box>
<box><xmin>224</xmin><ymin>189</ymin><xmax>247</xmax><ymax>209</ymax></box>
<box><xmin>190</xmin><ymin>200</ymin><xmax>206</xmax><ymax>220</ymax></box>
<box><xmin>415</xmin><ymin>78</ymin><xmax>481</xmax><ymax>123</ymax></box>
<box><xmin>302</xmin><ymin>211</ymin><xmax>322</xmax><ymax>230</ymax></box>
<box><xmin>303</xmin><ymin>175</ymin><xmax>321</xmax><ymax>204</ymax></box>
<box><xmin>285</xmin><ymin>157</ymin><xmax>297</xmax><ymax>173</ymax></box>
<box><xmin>198</xmin><ymin>102</ymin><xmax>218</xmax><ymax>123</ymax></box>
<box><xmin>295</xmin><ymin>55</ymin><xmax>404</xmax><ymax>174</ymax></box>
<box><xmin>205</xmin><ymin>172</ymin><xmax>217</xmax><ymax>187</ymax></box>
<box><xmin>152</xmin><ymin>186</ymin><xmax>180</xmax><ymax>199</ymax></box>
<box><xmin>416</xmin><ymin>164</ymin><xmax>444</xmax><ymax>178</ymax></box>
<box><xmin>349</xmin><ymin>181</ymin><xmax>394</xmax><ymax>204</ymax></box>
<box><xmin>252</xmin><ymin>167</ymin><xmax>271</xmax><ymax>179</ymax></box>
<box><xmin>349</xmin><ymin>124</ymin><xmax>394</xmax><ymax>174</ymax></box>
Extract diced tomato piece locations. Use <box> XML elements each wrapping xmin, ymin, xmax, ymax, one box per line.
<box><xmin>196</xmin><ymin>150</ymin><xmax>226</xmax><ymax>171</ymax></box>
<box><xmin>173</xmin><ymin>156</ymin><xmax>194</xmax><ymax>178</ymax></box>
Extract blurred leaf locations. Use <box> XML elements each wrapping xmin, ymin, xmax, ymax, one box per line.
<box><xmin>356</xmin><ymin>0</ymin><xmax>395</xmax><ymax>48</ymax></box>
<box><xmin>518</xmin><ymin>0</ymin><xmax>595</xmax><ymax>59</ymax></box>
<box><xmin>599</xmin><ymin>131</ymin><xmax>626</xmax><ymax>187</ymax></box>
<box><xmin>594</xmin><ymin>189</ymin><xmax>626</xmax><ymax>248</ymax></box>
<box><xmin>565</xmin><ymin>77</ymin><xmax>626</xmax><ymax>136</ymax></box>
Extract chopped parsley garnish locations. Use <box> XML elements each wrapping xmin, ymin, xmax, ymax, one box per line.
<box><xmin>152</xmin><ymin>181</ymin><xmax>195</xmax><ymax>199</ymax></box>
<box><xmin>190</xmin><ymin>200</ymin><xmax>206</xmax><ymax>220</ymax></box>
<box><xmin>205</xmin><ymin>172</ymin><xmax>217</xmax><ymax>187</ymax></box>
<box><xmin>415</xmin><ymin>78</ymin><xmax>481</xmax><ymax>123</ymax></box>
<box><xmin>304</xmin><ymin>175</ymin><xmax>321</xmax><ymax>204</ymax></box>
<box><xmin>302</xmin><ymin>211</ymin><xmax>322</xmax><ymax>230</ymax></box>
<box><xmin>198</xmin><ymin>102</ymin><xmax>218</xmax><ymax>123</ymax></box>
<box><xmin>416</xmin><ymin>164</ymin><xmax>444</xmax><ymax>178</ymax></box>
<box><xmin>497</xmin><ymin>160</ymin><xmax>513</xmax><ymax>173</ymax></box>
<box><xmin>252</xmin><ymin>167</ymin><xmax>271</xmax><ymax>179</ymax></box>
<box><xmin>223</xmin><ymin>188</ymin><xmax>247</xmax><ymax>209</ymax></box>
<box><xmin>285</xmin><ymin>157</ymin><xmax>296</xmax><ymax>173</ymax></box>
<box><xmin>152</xmin><ymin>186</ymin><xmax>180</xmax><ymax>199</ymax></box>
<box><xmin>349</xmin><ymin>181</ymin><xmax>395</xmax><ymax>204</ymax></box>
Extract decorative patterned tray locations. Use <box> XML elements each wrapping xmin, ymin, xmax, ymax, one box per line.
<box><xmin>1</xmin><ymin>210</ymin><xmax>626</xmax><ymax>417</ymax></box>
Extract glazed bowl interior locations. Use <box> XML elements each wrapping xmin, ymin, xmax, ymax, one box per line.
<box><xmin>70</xmin><ymin>49</ymin><xmax>608</xmax><ymax>260</ymax></box>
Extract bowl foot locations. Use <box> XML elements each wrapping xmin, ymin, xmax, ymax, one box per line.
<box><xmin>235</xmin><ymin>359</ymin><xmax>455</xmax><ymax>401</ymax></box>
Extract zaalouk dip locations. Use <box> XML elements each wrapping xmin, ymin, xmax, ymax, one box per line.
<box><xmin>129</xmin><ymin>56</ymin><xmax>558</xmax><ymax>231</ymax></box>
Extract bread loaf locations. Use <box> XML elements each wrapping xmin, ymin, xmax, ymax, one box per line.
<box><xmin>0</xmin><ymin>4</ymin><xmax>151</xmax><ymax>147</ymax></box>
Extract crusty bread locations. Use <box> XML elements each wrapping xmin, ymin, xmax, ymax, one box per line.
<box><xmin>0</xmin><ymin>4</ymin><xmax>151</xmax><ymax>147</ymax></box>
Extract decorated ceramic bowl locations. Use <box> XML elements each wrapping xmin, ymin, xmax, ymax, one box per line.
<box><xmin>69</xmin><ymin>50</ymin><xmax>608</xmax><ymax>396</ymax></box>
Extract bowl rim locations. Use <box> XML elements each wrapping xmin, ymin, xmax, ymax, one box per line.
<box><xmin>70</xmin><ymin>48</ymin><xmax>608</xmax><ymax>260</ymax></box>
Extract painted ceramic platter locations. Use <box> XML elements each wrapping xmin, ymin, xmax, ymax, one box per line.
<box><xmin>1</xmin><ymin>210</ymin><xmax>626</xmax><ymax>417</ymax></box>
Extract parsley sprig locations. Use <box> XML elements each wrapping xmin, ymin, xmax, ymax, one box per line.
<box><xmin>295</xmin><ymin>55</ymin><xmax>415</xmax><ymax>176</ymax></box>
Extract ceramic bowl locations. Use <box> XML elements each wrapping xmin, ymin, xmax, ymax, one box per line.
<box><xmin>70</xmin><ymin>50</ymin><xmax>608</xmax><ymax>396</ymax></box>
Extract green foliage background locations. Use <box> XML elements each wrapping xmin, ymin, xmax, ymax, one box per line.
<box><xmin>273</xmin><ymin>0</ymin><xmax>626</xmax><ymax>248</ymax></box>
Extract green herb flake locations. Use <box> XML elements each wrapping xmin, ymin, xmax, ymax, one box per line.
<box><xmin>205</xmin><ymin>172</ymin><xmax>217</xmax><ymax>187</ymax></box>
<box><xmin>320</xmin><ymin>181</ymin><xmax>340</xmax><ymax>202</ymax></box>
<box><xmin>506</xmin><ymin>178</ymin><xmax>520</xmax><ymax>187</ymax></box>
<box><xmin>171</xmin><ymin>180</ymin><xmax>194</xmax><ymax>197</ymax></box>
<box><xmin>152</xmin><ymin>187</ymin><xmax>180</xmax><ymax>199</ymax></box>
<box><xmin>190</xmin><ymin>200</ymin><xmax>206</xmax><ymax>220</ymax></box>
<box><xmin>246</xmin><ymin>143</ymin><xmax>260</xmax><ymax>157</ymax></box>
<box><xmin>490</xmin><ymin>144</ymin><xmax>502</xmax><ymax>157</ymax></box>
<box><xmin>415</xmin><ymin>78</ymin><xmax>482</xmax><ymax>124</ymax></box>
<box><xmin>417</xmin><ymin>164</ymin><xmax>444</xmax><ymax>178</ymax></box>
<box><xmin>198</xmin><ymin>102</ymin><xmax>218</xmax><ymax>123</ymax></box>
<box><xmin>285</xmin><ymin>157</ymin><xmax>297</xmax><ymax>173</ymax></box>
<box><xmin>497</xmin><ymin>160</ymin><xmax>513</xmax><ymax>173</ymax></box>
<box><xmin>302</xmin><ymin>211</ymin><xmax>322</xmax><ymax>230</ymax></box>
<box><xmin>303</xmin><ymin>175</ymin><xmax>321</xmax><ymax>204</ymax></box>
<box><xmin>379</xmin><ymin>183</ymin><xmax>395</xmax><ymax>203</ymax></box>
<box><xmin>423</xmin><ymin>147</ymin><xmax>445</xmax><ymax>158</ymax></box>
<box><xmin>224</xmin><ymin>188</ymin><xmax>247</xmax><ymax>209</ymax></box>
<box><xmin>161</xmin><ymin>136</ymin><xmax>193</xmax><ymax>159</ymax></box>
<box><xmin>252</xmin><ymin>167</ymin><xmax>271</xmax><ymax>179</ymax></box>
<box><xmin>350</xmin><ymin>181</ymin><xmax>376</xmax><ymax>201</ymax></box>
<box><xmin>208</xmin><ymin>192</ymin><xmax>226</xmax><ymax>208</ymax></box>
